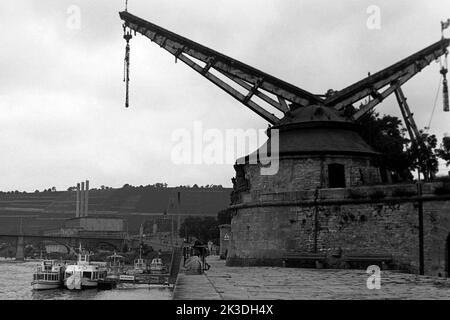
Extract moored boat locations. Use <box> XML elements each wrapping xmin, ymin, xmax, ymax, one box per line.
<box><xmin>106</xmin><ymin>251</ymin><xmax>125</xmax><ymax>280</ymax></box>
<box><xmin>63</xmin><ymin>247</ymin><xmax>107</xmax><ymax>290</ymax></box>
<box><xmin>149</xmin><ymin>258</ymin><xmax>167</xmax><ymax>274</ymax></box>
<box><xmin>127</xmin><ymin>247</ymin><xmax>148</xmax><ymax>275</ymax></box>
<box><xmin>31</xmin><ymin>260</ymin><xmax>65</xmax><ymax>290</ymax></box>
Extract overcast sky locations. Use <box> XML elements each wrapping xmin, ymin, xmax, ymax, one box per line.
<box><xmin>1</xmin><ymin>0</ymin><xmax>449</xmax><ymax>192</ymax></box>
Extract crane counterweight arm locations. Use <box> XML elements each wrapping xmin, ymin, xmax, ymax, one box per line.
<box><xmin>119</xmin><ymin>11</ymin><xmax>323</xmax><ymax>123</ymax></box>
<box><xmin>325</xmin><ymin>38</ymin><xmax>450</xmax><ymax>120</ymax></box>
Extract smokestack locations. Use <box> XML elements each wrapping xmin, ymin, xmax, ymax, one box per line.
<box><xmin>80</xmin><ymin>181</ymin><xmax>85</xmax><ymax>218</ymax></box>
<box><xmin>76</xmin><ymin>183</ymin><xmax>80</xmax><ymax>218</ymax></box>
<box><xmin>84</xmin><ymin>180</ymin><xmax>89</xmax><ymax>217</ymax></box>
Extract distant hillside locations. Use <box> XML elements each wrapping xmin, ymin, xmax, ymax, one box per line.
<box><xmin>0</xmin><ymin>187</ymin><xmax>232</xmax><ymax>234</ymax></box>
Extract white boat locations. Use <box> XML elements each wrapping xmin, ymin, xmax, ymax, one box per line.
<box><xmin>105</xmin><ymin>252</ymin><xmax>125</xmax><ymax>280</ymax></box>
<box><xmin>63</xmin><ymin>247</ymin><xmax>107</xmax><ymax>290</ymax></box>
<box><xmin>127</xmin><ymin>247</ymin><xmax>148</xmax><ymax>275</ymax></box>
<box><xmin>149</xmin><ymin>258</ymin><xmax>166</xmax><ymax>273</ymax></box>
<box><xmin>31</xmin><ymin>260</ymin><xmax>65</xmax><ymax>290</ymax></box>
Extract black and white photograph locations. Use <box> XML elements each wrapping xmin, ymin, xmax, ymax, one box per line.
<box><xmin>1</xmin><ymin>0</ymin><xmax>450</xmax><ymax>311</ymax></box>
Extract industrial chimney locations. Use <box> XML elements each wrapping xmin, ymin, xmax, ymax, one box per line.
<box><xmin>76</xmin><ymin>183</ymin><xmax>80</xmax><ymax>218</ymax></box>
<box><xmin>80</xmin><ymin>181</ymin><xmax>85</xmax><ymax>218</ymax></box>
<box><xmin>84</xmin><ymin>180</ymin><xmax>89</xmax><ymax>217</ymax></box>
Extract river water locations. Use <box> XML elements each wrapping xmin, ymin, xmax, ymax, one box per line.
<box><xmin>0</xmin><ymin>261</ymin><xmax>173</xmax><ymax>300</ymax></box>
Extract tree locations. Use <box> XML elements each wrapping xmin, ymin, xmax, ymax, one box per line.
<box><xmin>436</xmin><ymin>136</ymin><xmax>450</xmax><ymax>167</ymax></box>
<box><xmin>217</xmin><ymin>209</ymin><xmax>232</xmax><ymax>225</ymax></box>
<box><xmin>407</xmin><ymin>131</ymin><xmax>439</xmax><ymax>181</ymax></box>
<box><xmin>179</xmin><ymin>216</ymin><xmax>219</xmax><ymax>244</ymax></box>
<box><xmin>359</xmin><ymin>112</ymin><xmax>413</xmax><ymax>182</ymax></box>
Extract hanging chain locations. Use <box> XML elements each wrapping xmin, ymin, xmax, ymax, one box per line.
<box><xmin>441</xmin><ymin>50</ymin><xmax>449</xmax><ymax>112</ymax></box>
<box><xmin>123</xmin><ymin>24</ymin><xmax>133</xmax><ymax>108</ymax></box>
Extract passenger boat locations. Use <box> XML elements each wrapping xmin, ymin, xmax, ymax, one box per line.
<box><xmin>105</xmin><ymin>252</ymin><xmax>125</xmax><ymax>280</ymax></box>
<box><xmin>31</xmin><ymin>260</ymin><xmax>65</xmax><ymax>290</ymax></box>
<box><xmin>127</xmin><ymin>247</ymin><xmax>148</xmax><ymax>275</ymax></box>
<box><xmin>149</xmin><ymin>258</ymin><xmax>167</xmax><ymax>273</ymax></box>
<box><xmin>63</xmin><ymin>247</ymin><xmax>107</xmax><ymax>290</ymax></box>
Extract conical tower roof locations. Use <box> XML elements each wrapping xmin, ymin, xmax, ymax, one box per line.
<box><xmin>239</xmin><ymin>105</ymin><xmax>379</xmax><ymax>163</ymax></box>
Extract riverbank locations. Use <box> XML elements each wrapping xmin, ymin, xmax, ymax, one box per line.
<box><xmin>173</xmin><ymin>256</ymin><xmax>450</xmax><ymax>300</ymax></box>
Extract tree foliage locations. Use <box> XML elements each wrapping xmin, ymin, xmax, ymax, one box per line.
<box><xmin>358</xmin><ymin>112</ymin><xmax>443</xmax><ymax>181</ymax></box>
<box><xmin>436</xmin><ymin>136</ymin><xmax>450</xmax><ymax>167</ymax></box>
<box><xmin>179</xmin><ymin>216</ymin><xmax>219</xmax><ymax>244</ymax></box>
<box><xmin>407</xmin><ymin>131</ymin><xmax>439</xmax><ymax>181</ymax></box>
<box><xmin>358</xmin><ymin>112</ymin><xmax>413</xmax><ymax>182</ymax></box>
<box><xmin>217</xmin><ymin>209</ymin><xmax>232</xmax><ymax>225</ymax></box>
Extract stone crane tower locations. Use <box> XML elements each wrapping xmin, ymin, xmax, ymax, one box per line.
<box><xmin>119</xmin><ymin>11</ymin><xmax>450</xmax><ymax>274</ymax></box>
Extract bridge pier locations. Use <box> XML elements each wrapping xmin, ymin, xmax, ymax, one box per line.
<box><xmin>16</xmin><ymin>236</ymin><xmax>24</xmax><ymax>261</ymax></box>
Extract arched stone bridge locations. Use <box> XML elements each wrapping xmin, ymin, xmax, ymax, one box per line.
<box><xmin>0</xmin><ymin>233</ymin><xmax>128</xmax><ymax>260</ymax></box>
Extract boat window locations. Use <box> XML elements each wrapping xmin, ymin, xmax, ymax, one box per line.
<box><xmin>83</xmin><ymin>272</ymin><xmax>92</xmax><ymax>279</ymax></box>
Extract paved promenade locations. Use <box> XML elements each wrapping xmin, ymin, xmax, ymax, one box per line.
<box><xmin>173</xmin><ymin>256</ymin><xmax>450</xmax><ymax>300</ymax></box>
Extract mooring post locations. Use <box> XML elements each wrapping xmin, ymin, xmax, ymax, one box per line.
<box><xmin>76</xmin><ymin>183</ymin><xmax>80</xmax><ymax>218</ymax></box>
<box><xmin>417</xmin><ymin>182</ymin><xmax>425</xmax><ymax>275</ymax></box>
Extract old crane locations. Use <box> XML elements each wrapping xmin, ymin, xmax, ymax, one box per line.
<box><xmin>118</xmin><ymin>10</ymin><xmax>450</xmax><ymax>273</ymax></box>
<box><xmin>119</xmin><ymin>11</ymin><xmax>449</xmax><ymax>183</ymax></box>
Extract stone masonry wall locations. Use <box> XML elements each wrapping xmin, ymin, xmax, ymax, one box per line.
<box><xmin>245</xmin><ymin>155</ymin><xmax>381</xmax><ymax>193</ymax></box>
<box><xmin>228</xmin><ymin>183</ymin><xmax>450</xmax><ymax>277</ymax></box>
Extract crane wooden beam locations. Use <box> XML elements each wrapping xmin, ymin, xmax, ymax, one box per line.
<box><xmin>119</xmin><ymin>11</ymin><xmax>324</xmax><ymax>124</ymax></box>
<box><xmin>325</xmin><ymin>38</ymin><xmax>450</xmax><ymax>120</ymax></box>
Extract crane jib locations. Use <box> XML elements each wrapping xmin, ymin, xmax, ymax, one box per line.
<box><xmin>119</xmin><ymin>10</ymin><xmax>450</xmax><ymax>124</ymax></box>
